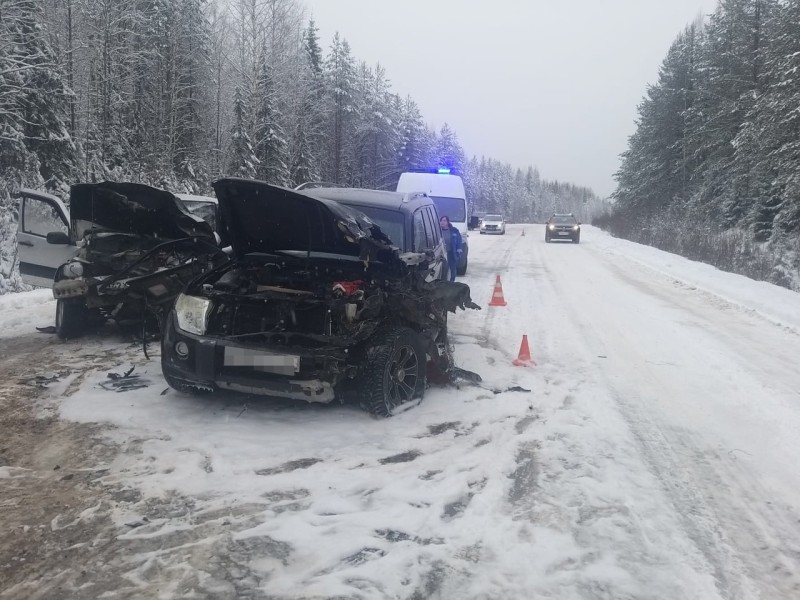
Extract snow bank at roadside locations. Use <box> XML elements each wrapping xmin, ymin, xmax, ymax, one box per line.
<box><xmin>589</xmin><ymin>226</ymin><xmax>800</xmax><ymax>331</ymax></box>
<box><xmin>0</xmin><ymin>288</ymin><xmax>54</xmax><ymax>339</ymax></box>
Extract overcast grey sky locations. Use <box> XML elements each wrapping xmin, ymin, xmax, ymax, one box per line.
<box><xmin>302</xmin><ymin>0</ymin><xmax>719</xmax><ymax>197</ymax></box>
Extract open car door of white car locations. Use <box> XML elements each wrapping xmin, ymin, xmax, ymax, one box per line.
<box><xmin>16</xmin><ymin>189</ymin><xmax>76</xmax><ymax>288</ymax></box>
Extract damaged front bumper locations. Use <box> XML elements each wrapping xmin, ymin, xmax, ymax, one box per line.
<box><xmin>161</xmin><ymin>313</ymin><xmax>348</xmax><ymax>403</ymax></box>
<box><xmin>53</xmin><ymin>278</ymin><xmax>90</xmax><ymax>299</ymax></box>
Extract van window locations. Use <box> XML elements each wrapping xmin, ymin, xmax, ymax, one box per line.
<box><xmin>430</xmin><ymin>196</ymin><xmax>466</xmax><ymax>222</ymax></box>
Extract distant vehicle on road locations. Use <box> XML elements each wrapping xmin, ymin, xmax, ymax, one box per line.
<box><xmin>480</xmin><ymin>214</ymin><xmax>506</xmax><ymax>235</ymax></box>
<box><xmin>545</xmin><ymin>213</ymin><xmax>581</xmax><ymax>243</ymax></box>
<box><xmin>468</xmin><ymin>212</ymin><xmax>485</xmax><ymax>230</ymax></box>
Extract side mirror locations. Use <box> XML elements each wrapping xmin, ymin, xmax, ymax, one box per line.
<box><xmin>46</xmin><ymin>231</ymin><xmax>70</xmax><ymax>245</ymax></box>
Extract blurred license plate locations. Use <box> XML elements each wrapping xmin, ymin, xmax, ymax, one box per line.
<box><xmin>224</xmin><ymin>347</ymin><xmax>299</xmax><ymax>375</ymax></box>
<box><xmin>558</xmin><ymin>231</ymin><xmax>569</xmax><ymax>236</ymax></box>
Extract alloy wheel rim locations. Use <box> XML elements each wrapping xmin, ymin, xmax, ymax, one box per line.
<box><xmin>385</xmin><ymin>344</ymin><xmax>419</xmax><ymax>408</ymax></box>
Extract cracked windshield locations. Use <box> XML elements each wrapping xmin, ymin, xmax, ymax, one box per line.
<box><xmin>2</xmin><ymin>0</ymin><xmax>800</xmax><ymax>598</ymax></box>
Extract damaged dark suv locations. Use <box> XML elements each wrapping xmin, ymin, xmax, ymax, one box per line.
<box><xmin>161</xmin><ymin>178</ymin><xmax>479</xmax><ymax>417</ymax></box>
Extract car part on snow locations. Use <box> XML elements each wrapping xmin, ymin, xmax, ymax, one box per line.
<box><xmin>492</xmin><ymin>385</ymin><xmax>531</xmax><ymax>394</ymax></box>
<box><xmin>448</xmin><ymin>366</ymin><xmax>483</xmax><ymax>386</ymax></box>
<box><xmin>100</xmin><ymin>365</ymin><xmax>149</xmax><ymax>392</ymax></box>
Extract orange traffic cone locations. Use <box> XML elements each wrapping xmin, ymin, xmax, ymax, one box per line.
<box><xmin>489</xmin><ymin>275</ymin><xmax>507</xmax><ymax>306</ymax></box>
<box><xmin>512</xmin><ymin>335</ymin><xmax>537</xmax><ymax>366</ymax></box>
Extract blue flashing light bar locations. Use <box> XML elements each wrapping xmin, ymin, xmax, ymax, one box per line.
<box><xmin>437</xmin><ymin>167</ymin><xmax>452</xmax><ymax>175</ymax></box>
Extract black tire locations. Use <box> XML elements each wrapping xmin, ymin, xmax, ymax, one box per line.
<box><xmin>55</xmin><ymin>299</ymin><xmax>88</xmax><ymax>340</ymax></box>
<box><xmin>357</xmin><ymin>327</ymin><xmax>426</xmax><ymax>418</ymax></box>
<box><xmin>573</xmin><ymin>235</ymin><xmax>580</xmax><ymax>244</ymax></box>
<box><xmin>457</xmin><ymin>257</ymin><xmax>468</xmax><ymax>276</ymax></box>
<box><xmin>545</xmin><ymin>234</ymin><xmax>551</xmax><ymax>243</ymax></box>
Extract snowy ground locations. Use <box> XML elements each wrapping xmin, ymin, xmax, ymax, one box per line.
<box><xmin>2</xmin><ymin>224</ymin><xmax>800</xmax><ymax>599</ymax></box>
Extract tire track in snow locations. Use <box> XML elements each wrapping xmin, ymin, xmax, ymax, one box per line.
<box><xmin>542</xmin><ymin>239</ymin><xmax>800</xmax><ymax>599</ymax></box>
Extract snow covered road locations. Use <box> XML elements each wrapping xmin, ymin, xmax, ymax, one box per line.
<box><xmin>2</xmin><ymin>224</ymin><xmax>800</xmax><ymax>599</ymax></box>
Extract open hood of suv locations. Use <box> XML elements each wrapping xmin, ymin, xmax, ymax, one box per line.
<box><xmin>212</xmin><ymin>178</ymin><xmax>394</xmax><ymax>260</ymax></box>
<box><xmin>70</xmin><ymin>182</ymin><xmax>215</xmax><ymax>241</ymax></box>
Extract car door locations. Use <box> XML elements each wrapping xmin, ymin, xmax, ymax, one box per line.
<box><xmin>16</xmin><ymin>190</ymin><xmax>75</xmax><ymax>288</ymax></box>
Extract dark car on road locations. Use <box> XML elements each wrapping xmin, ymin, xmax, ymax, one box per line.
<box><xmin>161</xmin><ymin>179</ymin><xmax>479</xmax><ymax>417</ymax></box>
<box><xmin>545</xmin><ymin>213</ymin><xmax>581</xmax><ymax>243</ymax></box>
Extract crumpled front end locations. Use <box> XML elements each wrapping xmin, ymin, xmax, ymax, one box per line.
<box><xmin>162</xmin><ymin>249</ymin><xmax>481</xmax><ymax>402</ymax></box>
<box><xmin>54</xmin><ymin>233</ymin><xmax>222</xmax><ymax>323</ymax></box>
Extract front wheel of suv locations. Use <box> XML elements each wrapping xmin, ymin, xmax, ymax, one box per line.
<box><xmin>55</xmin><ymin>299</ymin><xmax>88</xmax><ymax>340</ymax></box>
<box><xmin>357</xmin><ymin>327</ymin><xmax>426</xmax><ymax>418</ymax></box>
<box><xmin>573</xmin><ymin>235</ymin><xmax>581</xmax><ymax>244</ymax></box>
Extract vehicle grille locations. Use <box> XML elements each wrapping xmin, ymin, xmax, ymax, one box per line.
<box><xmin>207</xmin><ymin>301</ymin><xmax>327</xmax><ymax>337</ymax></box>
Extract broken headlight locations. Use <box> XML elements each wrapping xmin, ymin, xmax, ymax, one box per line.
<box><xmin>175</xmin><ymin>294</ymin><xmax>212</xmax><ymax>335</ymax></box>
<box><xmin>62</xmin><ymin>261</ymin><xmax>84</xmax><ymax>279</ymax></box>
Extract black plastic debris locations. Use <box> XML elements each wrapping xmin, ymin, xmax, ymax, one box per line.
<box><xmin>450</xmin><ymin>367</ymin><xmax>483</xmax><ymax>385</ymax></box>
<box><xmin>19</xmin><ymin>372</ymin><xmax>67</xmax><ymax>388</ymax></box>
<box><xmin>124</xmin><ymin>516</ymin><xmax>150</xmax><ymax>528</ymax></box>
<box><xmin>492</xmin><ymin>385</ymin><xmax>531</xmax><ymax>395</ymax></box>
<box><xmin>107</xmin><ymin>365</ymin><xmax>136</xmax><ymax>380</ymax></box>
<box><xmin>101</xmin><ymin>365</ymin><xmax>149</xmax><ymax>392</ymax></box>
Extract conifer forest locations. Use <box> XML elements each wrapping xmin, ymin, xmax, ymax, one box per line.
<box><xmin>603</xmin><ymin>0</ymin><xmax>800</xmax><ymax>289</ymax></box>
<box><xmin>2</xmin><ymin>0</ymin><xmax>799</xmax><ymax>290</ymax></box>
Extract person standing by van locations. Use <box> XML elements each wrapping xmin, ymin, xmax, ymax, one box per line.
<box><xmin>439</xmin><ymin>215</ymin><xmax>463</xmax><ymax>282</ymax></box>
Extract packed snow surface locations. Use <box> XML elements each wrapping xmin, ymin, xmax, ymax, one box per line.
<box><xmin>3</xmin><ymin>225</ymin><xmax>800</xmax><ymax>599</ymax></box>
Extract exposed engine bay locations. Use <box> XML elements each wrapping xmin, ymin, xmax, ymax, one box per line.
<box><xmin>195</xmin><ymin>251</ymin><xmax>478</xmax><ymax>349</ymax></box>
